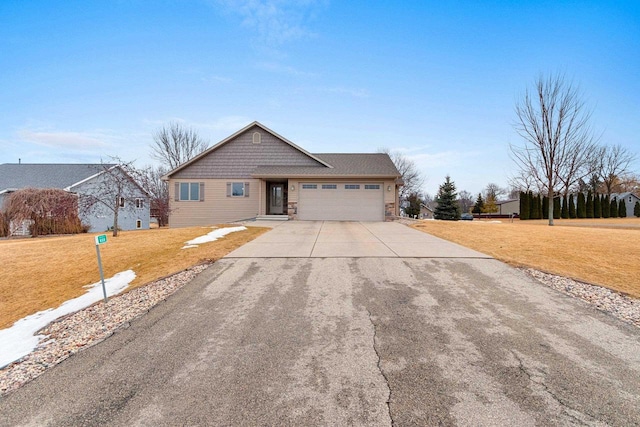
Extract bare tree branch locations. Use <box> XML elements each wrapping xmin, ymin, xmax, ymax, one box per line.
<box><xmin>378</xmin><ymin>148</ymin><xmax>425</xmax><ymax>200</ymax></box>
<box><xmin>77</xmin><ymin>158</ymin><xmax>144</xmax><ymax>237</ymax></box>
<box><xmin>510</xmin><ymin>73</ymin><xmax>599</xmax><ymax>225</ymax></box>
<box><xmin>151</xmin><ymin>122</ymin><xmax>209</xmax><ymax>170</ymax></box>
<box><xmin>134</xmin><ymin>165</ymin><xmax>170</xmax><ymax>227</ymax></box>
<box><xmin>597</xmin><ymin>144</ymin><xmax>637</xmax><ymax>196</ymax></box>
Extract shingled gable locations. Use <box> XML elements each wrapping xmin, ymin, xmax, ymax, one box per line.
<box><xmin>163</xmin><ymin>121</ymin><xmax>333</xmax><ymax>180</ymax></box>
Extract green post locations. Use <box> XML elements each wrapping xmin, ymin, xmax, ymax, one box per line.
<box><xmin>95</xmin><ymin>234</ymin><xmax>108</xmax><ymax>303</ymax></box>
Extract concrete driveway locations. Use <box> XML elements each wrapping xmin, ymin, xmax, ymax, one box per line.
<box><xmin>1</xmin><ymin>221</ymin><xmax>639</xmax><ymax>426</ymax></box>
<box><xmin>227</xmin><ymin>221</ymin><xmax>490</xmax><ymax>258</ymax></box>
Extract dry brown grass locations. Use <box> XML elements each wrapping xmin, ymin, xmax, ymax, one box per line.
<box><xmin>412</xmin><ymin>218</ymin><xmax>640</xmax><ymax>298</ymax></box>
<box><xmin>0</xmin><ymin>225</ymin><xmax>268</xmax><ymax>329</ymax></box>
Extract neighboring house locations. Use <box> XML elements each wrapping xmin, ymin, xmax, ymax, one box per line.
<box><xmin>163</xmin><ymin>121</ymin><xmax>403</xmax><ymax>226</ymax></box>
<box><xmin>496</xmin><ymin>199</ymin><xmax>520</xmax><ymax>216</ymax></box>
<box><xmin>0</xmin><ymin>163</ymin><xmax>150</xmax><ymax>233</ymax></box>
<box><xmin>420</xmin><ymin>203</ymin><xmax>434</xmax><ymax>219</ymax></box>
<box><xmin>610</xmin><ymin>192</ymin><xmax>640</xmax><ymax>217</ymax></box>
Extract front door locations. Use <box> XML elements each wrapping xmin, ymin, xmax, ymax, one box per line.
<box><xmin>268</xmin><ymin>183</ymin><xmax>284</xmax><ymax>214</ymax></box>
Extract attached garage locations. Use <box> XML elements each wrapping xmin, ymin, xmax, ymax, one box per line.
<box><xmin>297</xmin><ymin>182</ymin><xmax>384</xmax><ymax>221</ymax></box>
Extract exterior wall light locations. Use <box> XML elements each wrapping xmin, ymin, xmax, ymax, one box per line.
<box><xmin>291</xmin><ymin>185</ymin><xmax>295</xmax><ymax>191</ymax></box>
<box><xmin>387</xmin><ymin>186</ymin><xmax>392</xmax><ymax>192</ymax></box>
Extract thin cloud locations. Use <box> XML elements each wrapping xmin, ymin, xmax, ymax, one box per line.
<box><xmin>215</xmin><ymin>0</ymin><xmax>323</xmax><ymax>46</ymax></box>
<box><xmin>201</xmin><ymin>74</ymin><xmax>233</xmax><ymax>84</ymax></box>
<box><xmin>17</xmin><ymin>130</ymin><xmax>108</xmax><ymax>150</ymax></box>
<box><xmin>325</xmin><ymin>87</ymin><xmax>370</xmax><ymax>98</ymax></box>
<box><xmin>256</xmin><ymin>61</ymin><xmax>317</xmax><ymax>77</ymax></box>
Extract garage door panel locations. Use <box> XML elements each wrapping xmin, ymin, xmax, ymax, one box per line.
<box><xmin>298</xmin><ymin>183</ymin><xmax>384</xmax><ymax>221</ymax></box>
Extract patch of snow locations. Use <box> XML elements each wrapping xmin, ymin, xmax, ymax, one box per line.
<box><xmin>181</xmin><ymin>226</ymin><xmax>247</xmax><ymax>249</ymax></box>
<box><xmin>0</xmin><ymin>270</ymin><xmax>135</xmax><ymax>369</ymax></box>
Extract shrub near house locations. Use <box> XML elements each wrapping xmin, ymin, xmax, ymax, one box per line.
<box><xmin>2</xmin><ymin>188</ymin><xmax>85</xmax><ymax>237</ymax></box>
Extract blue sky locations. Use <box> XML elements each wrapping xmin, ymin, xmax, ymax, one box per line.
<box><xmin>1</xmin><ymin>1</ymin><xmax>638</xmax><ymax>197</ymax></box>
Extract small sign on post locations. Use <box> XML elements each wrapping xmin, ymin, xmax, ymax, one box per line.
<box><xmin>94</xmin><ymin>234</ymin><xmax>108</xmax><ymax>303</ymax></box>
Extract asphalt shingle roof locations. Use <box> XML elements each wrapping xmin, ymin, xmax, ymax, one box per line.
<box><xmin>252</xmin><ymin>153</ymin><xmax>400</xmax><ymax>178</ymax></box>
<box><xmin>0</xmin><ymin>164</ymin><xmax>115</xmax><ymax>192</ymax></box>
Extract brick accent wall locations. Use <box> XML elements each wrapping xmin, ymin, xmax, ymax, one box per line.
<box><xmin>288</xmin><ymin>201</ymin><xmax>298</xmax><ymax>219</ymax></box>
<box><xmin>385</xmin><ymin>202</ymin><xmax>396</xmax><ymax>220</ymax></box>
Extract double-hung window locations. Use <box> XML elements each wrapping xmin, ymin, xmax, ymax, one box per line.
<box><xmin>177</xmin><ymin>182</ymin><xmax>204</xmax><ymax>201</ymax></box>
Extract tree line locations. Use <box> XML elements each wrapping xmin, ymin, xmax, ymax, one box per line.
<box><xmin>518</xmin><ymin>191</ymin><xmax>640</xmax><ymax>220</ymax></box>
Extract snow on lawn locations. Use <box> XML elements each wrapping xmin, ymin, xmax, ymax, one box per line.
<box><xmin>0</xmin><ymin>270</ymin><xmax>135</xmax><ymax>369</ymax></box>
<box><xmin>182</xmin><ymin>226</ymin><xmax>247</xmax><ymax>249</ymax></box>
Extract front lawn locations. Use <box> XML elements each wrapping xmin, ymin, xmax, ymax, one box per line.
<box><xmin>0</xmin><ymin>225</ymin><xmax>268</xmax><ymax>329</ymax></box>
<box><xmin>413</xmin><ymin>218</ymin><xmax>640</xmax><ymax>298</ymax></box>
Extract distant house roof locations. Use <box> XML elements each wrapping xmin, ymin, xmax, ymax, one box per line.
<box><xmin>496</xmin><ymin>198</ymin><xmax>519</xmax><ymax>205</ymax></box>
<box><xmin>0</xmin><ymin>163</ymin><xmax>116</xmax><ymax>192</ymax></box>
<box><xmin>252</xmin><ymin>153</ymin><xmax>400</xmax><ymax>179</ymax></box>
<box><xmin>610</xmin><ymin>192</ymin><xmax>640</xmax><ymax>200</ymax></box>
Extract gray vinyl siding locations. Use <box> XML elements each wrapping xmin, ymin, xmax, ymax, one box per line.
<box><xmin>169</xmin><ymin>179</ymin><xmax>261</xmax><ymax>227</ymax></box>
<box><xmin>74</xmin><ymin>171</ymin><xmax>150</xmax><ymax>232</ymax></box>
<box><xmin>172</xmin><ymin>126</ymin><xmax>325</xmax><ymax>180</ymax></box>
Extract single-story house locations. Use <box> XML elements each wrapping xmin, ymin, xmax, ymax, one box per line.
<box><xmin>0</xmin><ymin>163</ymin><xmax>150</xmax><ymax>234</ymax></box>
<box><xmin>610</xmin><ymin>192</ymin><xmax>640</xmax><ymax>217</ymax></box>
<box><xmin>496</xmin><ymin>198</ymin><xmax>520</xmax><ymax>216</ymax></box>
<box><xmin>420</xmin><ymin>203</ymin><xmax>434</xmax><ymax>219</ymax></box>
<box><xmin>163</xmin><ymin>121</ymin><xmax>403</xmax><ymax>226</ymax></box>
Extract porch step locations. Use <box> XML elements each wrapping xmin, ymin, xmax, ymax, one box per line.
<box><xmin>256</xmin><ymin>215</ymin><xmax>289</xmax><ymax>221</ymax></box>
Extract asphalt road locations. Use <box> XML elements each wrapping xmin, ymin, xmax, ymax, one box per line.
<box><xmin>1</xmin><ymin>222</ymin><xmax>639</xmax><ymax>426</ymax></box>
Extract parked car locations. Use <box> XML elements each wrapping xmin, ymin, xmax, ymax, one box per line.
<box><xmin>460</xmin><ymin>213</ymin><xmax>474</xmax><ymax>221</ymax></box>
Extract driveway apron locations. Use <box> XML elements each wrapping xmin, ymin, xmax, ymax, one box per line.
<box><xmin>1</xmin><ymin>221</ymin><xmax>638</xmax><ymax>426</ymax></box>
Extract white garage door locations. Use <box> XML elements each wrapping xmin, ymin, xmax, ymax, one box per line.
<box><xmin>297</xmin><ymin>182</ymin><xmax>384</xmax><ymax>221</ymax></box>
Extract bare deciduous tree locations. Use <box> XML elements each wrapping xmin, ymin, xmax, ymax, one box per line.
<box><xmin>509</xmin><ymin>168</ymin><xmax>543</xmax><ymax>194</ymax></box>
<box><xmin>484</xmin><ymin>183</ymin><xmax>506</xmax><ymax>200</ymax></box>
<box><xmin>597</xmin><ymin>144</ymin><xmax>637</xmax><ymax>196</ymax></box>
<box><xmin>77</xmin><ymin>158</ymin><xmax>144</xmax><ymax>237</ymax></box>
<box><xmin>151</xmin><ymin>122</ymin><xmax>209</xmax><ymax>170</ymax></box>
<box><xmin>457</xmin><ymin>190</ymin><xmax>473</xmax><ymax>214</ymax></box>
<box><xmin>617</xmin><ymin>173</ymin><xmax>640</xmax><ymax>194</ymax></box>
<box><xmin>378</xmin><ymin>148</ymin><xmax>425</xmax><ymax>200</ymax></box>
<box><xmin>510</xmin><ymin>73</ymin><xmax>599</xmax><ymax>226</ymax></box>
<box><xmin>135</xmin><ymin>165</ymin><xmax>170</xmax><ymax>227</ymax></box>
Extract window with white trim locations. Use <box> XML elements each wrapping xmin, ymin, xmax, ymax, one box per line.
<box><xmin>345</xmin><ymin>184</ymin><xmax>360</xmax><ymax>190</ymax></box>
<box><xmin>253</xmin><ymin>132</ymin><xmax>261</xmax><ymax>144</ymax></box>
<box><xmin>135</xmin><ymin>198</ymin><xmax>144</xmax><ymax>209</ymax></box>
<box><xmin>302</xmin><ymin>184</ymin><xmax>317</xmax><ymax>189</ymax></box>
<box><xmin>322</xmin><ymin>184</ymin><xmax>337</xmax><ymax>189</ymax></box>
<box><xmin>118</xmin><ymin>197</ymin><xmax>125</xmax><ymax>207</ymax></box>
<box><xmin>136</xmin><ymin>219</ymin><xmax>142</xmax><ymax>229</ymax></box>
<box><xmin>364</xmin><ymin>184</ymin><xmax>380</xmax><ymax>190</ymax></box>
<box><xmin>179</xmin><ymin>182</ymin><xmax>200</xmax><ymax>201</ymax></box>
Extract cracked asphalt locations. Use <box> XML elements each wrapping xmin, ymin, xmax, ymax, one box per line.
<box><xmin>1</xmin><ymin>222</ymin><xmax>639</xmax><ymax>426</ymax></box>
